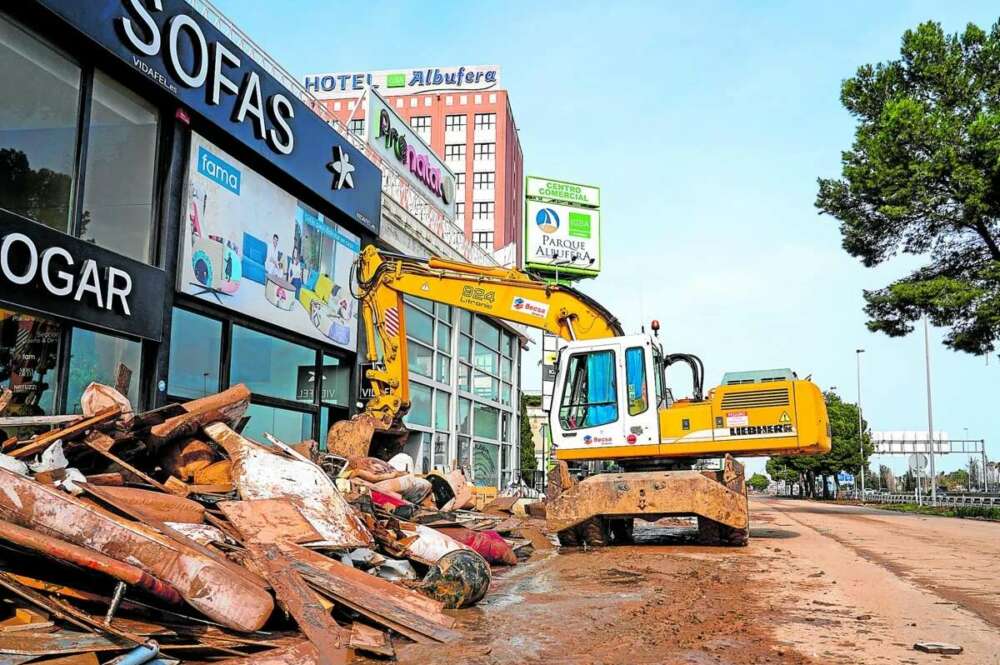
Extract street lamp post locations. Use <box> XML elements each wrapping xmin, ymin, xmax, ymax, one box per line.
<box><xmin>856</xmin><ymin>349</ymin><xmax>865</xmax><ymax>502</ymax></box>
<box><xmin>923</xmin><ymin>316</ymin><xmax>937</xmax><ymax>506</ymax></box>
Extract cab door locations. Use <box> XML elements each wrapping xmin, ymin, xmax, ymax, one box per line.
<box><xmin>621</xmin><ymin>340</ymin><xmax>660</xmax><ymax>448</ymax></box>
<box><xmin>549</xmin><ymin>342</ymin><xmax>626</xmax><ymax>458</ymax></box>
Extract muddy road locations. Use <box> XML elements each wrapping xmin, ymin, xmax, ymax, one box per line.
<box><xmin>383</xmin><ymin>499</ymin><xmax>999</xmax><ymax>665</ymax></box>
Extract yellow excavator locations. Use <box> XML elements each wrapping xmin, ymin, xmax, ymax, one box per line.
<box><xmin>328</xmin><ymin>246</ymin><xmax>830</xmax><ymax>546</ymax></box>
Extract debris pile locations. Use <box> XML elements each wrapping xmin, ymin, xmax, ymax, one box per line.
<box><xmin>0</xmin><ymin>383</ymin><xmax>549</xmax><ymax>663</ymax></box>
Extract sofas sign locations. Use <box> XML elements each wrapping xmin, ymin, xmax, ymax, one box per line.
<box><xmin>367</xmin><ymin>89</ymin><xmax>456</xmax><ymax>220</ymax></box>
<box><xmin>180</xmin><ymin>134</ymin><xmax>361</xmax><ymax>351</ymax></box>
<box><xmin>34</xmin><ymin>0</ymin><xmax>381</xmax><ymax>235</ymax></box>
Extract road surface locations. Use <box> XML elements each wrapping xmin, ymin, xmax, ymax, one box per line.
<box><xmin>382</xmin><ymin>499</ymin><xmax>999</xmax><ymax>665</ymax></box>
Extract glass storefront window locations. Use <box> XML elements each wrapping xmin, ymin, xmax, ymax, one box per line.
<box><xmin>436</xmin><ymin>303</ymin><xmax>452</xmax><ymax>321</ymax></box>
<box><xmin>473</xmin><ymin>440</ymin><xmax>499</xmax><ymax>487</ymax></box>
<box><xmin>407</xmin><ymin>340</ymin><xmax>433</xmax><ymax>378</ymax></box>
<box><xmin>167</xmin><ymin>308</ymin><xmax>221</xmax><ymax>399</ymax></box>
<box><xmin>436</xmin><ymin>322</ymin><xmax>451</xmax><ymax>352</ymax></box>
<box><xmin>0</xmin><ymin>16</ymin><xmax>81</xmax><ymax>232</ymax></box>
<box><xmin>473</xmin><ymin>342</ymin><xmax>498</xmax><ymax>375</ymax></box>
<box><xmin>474</xmin><ymin>317</ymin><xmax>500</xmax><ymax>349</ymax></box>
<box><xmin>458</xmin><ymin>397</ymin><xmax>471</xmax><ymax>434</ymax></box>
<box><xmin>436</xmin><ymin>355</ymin><xmax>450</xmax><ymax>384</ymax></box>
<box><xmin>435</xmin><ymin>391</ymin><xmax>450</xmax><ymax>430</ymax></box>
<box><xmin>230</xmin><ymin>325</ymin><xmax>315</xmax><ymax>402</ymax></box>
<box><xmin>80</xmin><ymin>71</ymin><xmax>159</xmax><ymax>262</ymax></box>
<box><xmin>406</xmin><ymin>295</ymin><xmax>435</xmax><ymax>313</ymax></box>
<box><xmin>459</xmin><ymin>309</ymin><xmax>473</xmax><ymax>334</ymax></box>
<box><xmin>500</xmin><ymin>357</ymin><xmax>512</xmax><ymax>382</ymax></box>
<box><xmin>473</xmin><ymin>370</ymin><xmax>499</xmax><ymax>401</ymax></box>
<box><xmin>404</xmin><ymin>382</ymin><xmax>432</xmax><ymax>428</ymax></box>
<box><xmin>457</xmin><ymin>363</ymin><xmax>471</xmax><ymax>392</ymax></box>
<box><xmin>67</xmin><ymin>328</ymin><xmax>140</xmax><ymax>412</ymax></box>
<box><xmin>501</xmin><ymin>382</ymin><xmax>512</xmax><ymax>406</ymax></box>
<box><xmin>457</xmin><ymin>435</ymin><xmax>471</xmax><ymax>472</ymax></box>
<box><xmin>0</xmin><ymin>310</ymin><xmax>60</xmax><ymax>430</ymax></box>
<box><xmin>433</xmin><ymin>432</ymin><xmax>449</xmax><ymax>469</ymax></box>
<box><xmin>405</xmin><ymin>304</ymin><xmax>434</xmax><ymax>345</ymax></box>
<box><xmin>243</xmin><ymin>402</ymin><xmax>312</xmax><ymax>445</ymax></box>
<box><xmin>458</xmin><ymin>334</ymin><xmax>471</xmax><ymax>361</ymax></box>
<box><xmin>473</xmin><ymin>403</ymin><xmax>499</xmax><ymax>440</ymax></box>
<box><xmin>321</xmin><ymin>354</ymin><xmax>350</xmax><ymax>406</ymax></box>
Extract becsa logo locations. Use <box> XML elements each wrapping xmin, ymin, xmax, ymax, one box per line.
<box><xmin>535</xmin><ymin>207</ymin><xmax>559</xmax><ymax>234</ymax></box>
<box><xmin>512</xmin><ymin>297</ymin><xmax>525</xmax><ymax>310</ymax></box>
<box><xmin>583</xmin><ymin>435</ymin><xmax>593</xmax><ymax>445</ymax></box>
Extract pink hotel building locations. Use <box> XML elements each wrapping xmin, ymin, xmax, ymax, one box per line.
<box><xmin>304</xmin><ymin>65</ymin><xmax>523</xmax><ymax>260</ymax></box>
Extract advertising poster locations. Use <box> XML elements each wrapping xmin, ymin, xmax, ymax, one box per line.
<box><xmin>179</xmin><ymin>134</ymin><xmax>360</xmax><ymax>351</ymax></box>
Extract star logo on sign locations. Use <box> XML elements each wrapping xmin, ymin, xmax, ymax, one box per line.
<box><xmin>326</xmin><ymin>145</ymin><xmax>355</xmax><ymax>190</ymax></box>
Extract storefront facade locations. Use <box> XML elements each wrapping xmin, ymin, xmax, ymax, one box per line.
<box><xmin>0</xmin><ymin>1</ymin><xmax>380</xmax><ymax>444</ymax></box>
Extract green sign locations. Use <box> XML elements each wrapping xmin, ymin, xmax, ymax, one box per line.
<box><xmin>525</xmin><ymin>176</ymin><xmax>600</xmax><ymax>208</ymax></box>
<box><xmin>568</xmin><ymin>212</ymin><xmax>591</xmax><ymax>238</ymax></box>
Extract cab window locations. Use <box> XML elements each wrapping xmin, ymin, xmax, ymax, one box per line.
<box><xmin>559</xmin><ymin>350</ymin><xmax>618</xmax><ymax>430</ymax></box>
<box><xmin>625</xmin><ymin>347</ymin><xmax>648</xmax><ymax>415</ymax></box>
<box><xmin>653</xmin><ymin>346</ymin><xmax>671</xmax><ymax>408</ymax></box>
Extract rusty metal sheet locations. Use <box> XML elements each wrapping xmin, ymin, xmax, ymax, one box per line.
<box><xmin>0</xmin><ymin>468</ymin><xmax>274</xmax><ymax>632</ymax></box>
<box><xmin>218</xmin><ymin>499</ymin><xmax>323</xmax><ymax>546</ymax></box>
<box><xmin>205</xmin><ymin>423</ymin><xmax>372</xmax><ymax>549</ymax></box>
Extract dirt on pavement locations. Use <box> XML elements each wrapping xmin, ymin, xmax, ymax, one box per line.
<box><xmin>372</xmin><ymin>498</ymin><xmax>999</xmax><ymax>665</ymax></box>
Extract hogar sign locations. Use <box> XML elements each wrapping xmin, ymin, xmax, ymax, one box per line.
<box><xmin>377</xmin><ymin>109</ymin><xmax>455</xmax><ymax>209</ymax></box>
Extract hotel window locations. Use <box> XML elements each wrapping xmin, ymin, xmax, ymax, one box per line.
<box><xmin>455</xmin><ymin>202</ymin><xmax>465</xmax><ymax>217</ymax></box>
<box><xmin>444</xmin><ymin>144</ymin><xmax>466</xmax><ymax>160</ymax></box>
<box><xmin>473</xmin><ymin>201</ymin><xmax>494</xmax><ymax>220</ymax></box>
<box><xmin>348</xmin><ymin>118</ymin><xmax>364</xmax><ymax>136</ymax></box>
<box><xmin>454</xmin><ymin>172</ymin><xmax>465</xmax><ymax>188</ymax></box>
<box><xmin>445</xmin><ymin>114</ymin><xmax>467</xmax><ymax>131</ymax></box>
<box><xmin>474</xmin><ymin>113</ymin><xmax>496</xmax><ymax>130</ymax></box>
<box><xmin>474</xmin><ymin>142</ymin><xmax>495</xmax><ymax>159</ymax></box>
<box><xmin>410</xmin><ymin>116</ymin><xmax>431</xmax><ymax>132</ymax></box>
<box><xmin>472</xmin><ymin>231</ymin><xmax>494</xmax><ymax>250</ymax></box>
<box><xmin>473</xmin><ymin>172</ymin><xmax>495</xmax><ymax>189</ymax></box>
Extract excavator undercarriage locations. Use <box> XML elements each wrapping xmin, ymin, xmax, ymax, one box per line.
<box><xmin>545</xmin><ymin>455</ymin><xmax>750</xmax><ymax>547</ymax></box>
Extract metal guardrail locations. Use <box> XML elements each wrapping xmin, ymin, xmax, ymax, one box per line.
<box><xmin>848</xmin><ymin>492</ymin><xmax>1000</xmax><ymax>507</ymax></box>
<box><xmin>183</xmin><ymin>0</ymin><xmax>497</xmax><ymax>267</ymax></box>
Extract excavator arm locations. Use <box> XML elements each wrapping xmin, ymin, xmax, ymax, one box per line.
<box><xmin>355</xmin><ymin>246</ymin><xmax>623</xmax><ymax>430</ymax></box>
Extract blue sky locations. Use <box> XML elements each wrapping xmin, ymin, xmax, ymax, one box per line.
<box><xmin>214</xmin><ymin>0</ymin><xmax>999</xmax><ymax>477</ymax></box>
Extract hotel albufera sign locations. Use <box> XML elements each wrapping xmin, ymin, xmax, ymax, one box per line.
<box><xmin>524</xmin><ymin>176</ymin><xmax>601</xmax><ymax>277</ymax></box>
<box><xmin>305</xmin><ymin>65</ymin><xmax>501</xmax><ymax>99</ymax></box>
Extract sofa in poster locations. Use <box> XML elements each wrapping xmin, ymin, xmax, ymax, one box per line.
<box><xmin>179</xmin><ymin>134</ymin><xmax>360</xmax><ymax>351</ymax></box>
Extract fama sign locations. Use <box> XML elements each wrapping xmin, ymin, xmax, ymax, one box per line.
<box><xmin>0</xmin><ymin>210</ymin><xmax>166</xmax><ymax>341</ymax></box>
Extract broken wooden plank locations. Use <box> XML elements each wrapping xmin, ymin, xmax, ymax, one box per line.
<box><xmin>218</xmin><ymin>499</ymin><xmax>324</xmax><ymax>546</ymax></box>
<box><xmin>0</xmin><ymin>469</ymin><xmax>274</xmax><ymax>632</ymax></box>
<box><xmin>0</xmin><ymin>414</ymin><xmax>81</xmax><ymax>428</ymax></box>
<box><xmin>247</xmin><ymin>543</ymin><xmax>348</xmax><ymax>665</ymax></box>
<box><xmin>80</xmin><ymin>485</ymin><xmax>205</xmax><ymax>524</ymax></box>
<box><xmin>0</xmin><ymin>607</ymin><xmax>53</xmax><ymax>633</ymax></box>
<box><xmin>7</xmin><ymin>406</ymin><xmax>119</xmax><ymax>459</ymax></box>
<box><xmin>81</xmin><ymin>438</ymin><xmax>187</xmax><ymax>496</ymax></box>
<box><xmin>0</xmin><ymin>630</ymin><xmax>124</xmax><ymax>657</ymax></box>
<box><xmin>281</xmin><ymin>542</ymin><xmax>458</xmax><ymax>644</ymax></box>
<box><xmin>350</xmin><ymin>622</ymin><xmax>394</xmax><ymax>658</ymax></box>
<box><xmin>149</xmin><ymin>384</ymin><xmax>251</xmax><ymax>446</ymax></box>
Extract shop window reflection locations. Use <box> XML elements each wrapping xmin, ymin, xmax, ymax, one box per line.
<box><xmin>0</xmin><ymin>310</ymin><xmax>60</xmax><ymax>439</ymax></box>
<box><xmin>66</xmin><ymin>327</ymin><xmax>140</xmax><ymax>413</ymax></box>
